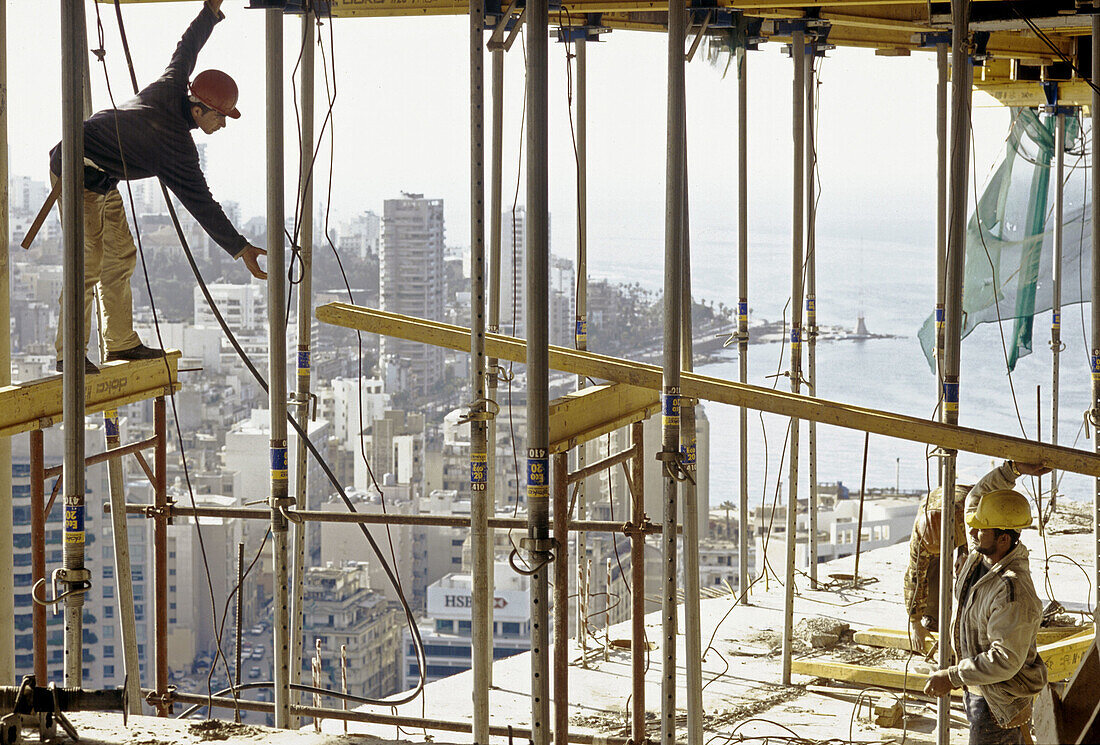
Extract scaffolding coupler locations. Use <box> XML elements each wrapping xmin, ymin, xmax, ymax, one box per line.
<box><xmin>655</xmin><ymin>448</ymin><xmax>695</xmax><ymax>486</ymax></box>
<box><xmin>0</xmin><ymin>676</ymin><xmax>127</xmax><ymax>745</ymax></box>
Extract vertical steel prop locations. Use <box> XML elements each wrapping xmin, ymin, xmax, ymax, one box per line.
<box><xmin>552</xmin><ymin>454</ymin><xmax>569</xmax><ymax>745</ymax></box>
<box><xmin>104</xmin><ymin>410</ymin><xmax>142</xmax><ymax>712</ymax></box>
<box><xmin>660</xmin><ymin>0</ymin><xmax>686</xmax><ymax>740</ymax></box>
<box><xmin>0</xmin><ymin>0</ymin><xmax>12</xmax><ymax>680</ymax></box>
<box><xmin>736</xmin><ymin>31</ymin><xmax>750</xmax><ymax>604</ymax></box>
<box><xmin>290</xmin><ymin>7</ymin><xmax>316</xmax><ymax>726</ymax></box>
<box><xmin>154</xmin><ymin>396</ymin><xmax>170</xmax><ymax>715</ymax></box>
<box><xmin>938</xmin><ymin>4</ymin><xmax>971</xmax><ymax>742</ymax></box>
<box><xmin>31</xmin><ymin>430</ymin><xmax>46</xmax><ymax>683</ymax></box>
<box><xmin>1092</xmin><ymin>14</ymin><xmax>1100</xmax><ymax>619</ymax></box>
<box><xmin>60</xmin><ymin>0</ymin><xmax>88</xmax><ymax>688</ymax></box>
<box><xmin>780</xmin><ymin>27</ymin><xmax>806</xmax><ymax>687</ymax></box>
<box><xmin>486</xmin><ymin>46</ymin><xmax>505</xmax><ymax>690</ymax></box>
<box><xmin>805</xmin><ymin>48</ymin><xmax>818</xmax><ymax>586</ymax></box>
<box><xmin>574</xmin><ymin>35</ymin><xmax>590</xmax><ymax>666</ymax></box>
<box><xmin>525</xmin><ymin>0</ymin><xmax>551</xmax><ymax>739</ymax></box>
<box><xmin>680</xmin><ymin>129</ymin><xmax>703</xmax><ymax>745</ymax></box>
<box><xmin>469</xmin><ymin>0</ymin><xmax>491</xmax><ymax>738</ymax></box>
<box><xmin>265</xmin><ymin>7</ymin><xmax>291</xmax><ymax>729</ymax></box>
<box><xmin>629</xmin><ymin>421</ymin><xmax>646</xmax><ymax>745</ymax></box>
<box><xmin>935</xmin><ymin>39</ymin><xmax>948</xmax><ymax>483</ymax></box>
<box><xmin>1050</xmin><ymin>106</ymin><xmax>1065</xmax><ymax>517</ymax></box>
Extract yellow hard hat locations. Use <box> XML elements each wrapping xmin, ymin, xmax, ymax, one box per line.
<box><xmin>965</xmin><ymin>489</ymin><xmax>1032</xmax><ymax>531</ymax></box>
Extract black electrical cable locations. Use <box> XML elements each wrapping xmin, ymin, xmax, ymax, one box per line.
<box><xmin>106</xmin><ymin>0</ymin><xmax>428</xmax><ymax>706</ymax></box>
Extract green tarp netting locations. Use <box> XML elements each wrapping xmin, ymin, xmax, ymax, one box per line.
<box><xmin>918</xmin><ymin>108</ymin><xmax>1087</xmax><ymax>372</ymax></box>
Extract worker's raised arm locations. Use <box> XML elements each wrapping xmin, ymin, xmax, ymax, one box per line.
<box><xmin>160</xmin><ymin>2</ymin><xmax>223</xmax><ymax>89</ymax></box>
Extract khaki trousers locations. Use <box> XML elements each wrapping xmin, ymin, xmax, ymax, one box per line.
<box><xmin>54</xmin><ymin>176</ymin><xmax>141</xmax><ymax>358</ymax></box>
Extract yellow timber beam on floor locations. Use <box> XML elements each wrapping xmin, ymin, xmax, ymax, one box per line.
<box><xmin>549</xmin><ymin>382</ymin><xmax>659</xmax><ymax>454</ymax></box>
<box><xmin>790</xmin><ymin>658</ymin><xmax>958</xmax><ymax>696</ymax></box>
<box><xmin>316</xmin><ymin>303</ymin><xmax>1100</xmax><ymax>478</ymax></box>
<box><xmin>852</xmin><ymin>625</ymin><xmax>1089</xmax><ymax>655</ymax></box>
<box><xmin>0</xmin><ymin>353</ymin><xmax>181</xmax><ymax>438</ymax></box>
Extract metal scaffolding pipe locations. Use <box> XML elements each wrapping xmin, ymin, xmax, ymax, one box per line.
<box><xmin>935</xmin><ymin>40</ymin><xmax>948</xmax><ymax>480</ymax></box>
<box><xmin>680</xmin><ymin>135</ymin><xmax>703</xmax><ymax>745</ymax></box>
<box><xmin>938</xmin><ymin>5</ymin><xmax>971</xmax><ymax>742</ymax></box>
<box><xmin>469</xmin><ymin>0</ymin><xmax>491</xmax><ymax>738</ymax></box>
<box><xmin>265</xmin><ymin>7</ymin><xmax>291</xmax><ymax>729</ymax></box>
<box><xmin>661</xmin><ymin>0</ymin><xmax>686</xmax><ymax>740</ymax></box>
<box><xmin>737</xmin><ymin>34</ymin><xmax>750</xmax><ymax>603</ymax></box>
<box><xmin>1092</xmin><ymin>14</ymin><xmax>1100</xmax><ymax>619</ymax></box>
<box><xmin>629</xmin><ymin>421</ymin><xmax>646</xmax><ymax>745</ymax></box>
<box><xmin>780</xmin><ymin>27</ymin><xmax>806</xmax><ymax>687</ymax></box>
<box><xmin>0</xmin><ymin>0</ymin><xmax>11</xmax><ymax>681</ymax></box>
<box><xmin>290</xmin><ymin>8</ymin><xmax>316</xmax><ymax>725</ymax></box>
<box><xmin>1051</xmin><ymin>109</ymin><xmax>1065</xmax><ymax>516</ymax></box>
<box><xmin>114</xmin><ymin>502</ymin><xmax>665</xmax><ymax>533</ymax></box>
<box><xmin>574</xmin><ymin>35</ymin><xmax>590</xmax><ymax>664</ymax></box>
<box><xmin>552</xmin><ymin>453</ymin><xmax>569</xmax><ymax>745</ymax></box>
<box><xmin>486</xmin><ymin>47</ymin><xmax>504</xmax><ymax>689</ymax></box>
<box><xmin>154</xmin><ymin>397</ymin><xmax>169</xmax><ymax>715</ymax></box>
<box><xmin>526</xmin><ymin>0</ymin><xmax>551</xmax><ymax>738</ymax></box>
<box><xmin>805</xmin><ymin>51</ymin><xmax>818</xmax><ymax>586</ymax></box>
<box><xmin>60</xmin><ymin>0</ymin><xmax>88</xmax><ymax>688</ymax></box>
<box><xmin>30</xmin><ymin>430</ymin><xmax>46</xmax><ymax>682</ymax></box>
<box><xmin>104</xmin><ymin>411</ymin><xmax>142</xmax><ymax>713</ymax></box>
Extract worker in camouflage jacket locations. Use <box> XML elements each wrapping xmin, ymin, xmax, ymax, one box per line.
<box><xmin>50</xmin><ymin>0</ymin><xmax>265</xmax><ymax>374</ymax></box>
<box><xmin>903</xmin><ymin>482</ymin><xmax>968</xmax><ymax>651</ymax></box>
<box><xmin>924</xmin><ymin>460</ymin><xmax>1050</xmax><ymax>744</ymax></box>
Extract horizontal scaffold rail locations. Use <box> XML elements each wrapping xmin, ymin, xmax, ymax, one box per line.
<box><xmin>316</xmin><ymin>303</ymin><xmax>1100</xmax><ymax>478</ymax></box>
<box><xmin>0</xmin><ymin>353</ymin><xmax>181</xmax><ymax>438</ymax></box>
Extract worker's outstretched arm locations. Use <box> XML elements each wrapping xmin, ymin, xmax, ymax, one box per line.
<box><xmin>240</xmin><ymin>245</ymin><xmax>268</xmax><ymax>280</ymax></box>
<box><xmin>161</xmin><ymin>2</ymin><xmax>223</xmax><ymax>88</ymax></box>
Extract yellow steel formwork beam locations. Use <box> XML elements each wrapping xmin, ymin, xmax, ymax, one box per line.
<box><xmin>0</xmin><ymin>353</ymin><xmax>181</xmax><ymax>438</ymax></box>
<box><xmin>316</xmin><ymin>303</ymin><xmax>1100</xmax><ymax>477</ymax></box>
<box><xmin>549</xmin><ymin>382</ymin><xmax>659</xmax><ymax>454</ymax></box>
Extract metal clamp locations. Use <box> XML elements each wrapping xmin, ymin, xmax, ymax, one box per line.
<box><xmin>490</xmin><ymin>364</ymin><xmax>515</xmax><ymax>383</ymax></box>
<box><xmin>1085</xmin><ymin>408</ymin><xmax>1100</xmax><ymax>438</ymax></box>
<box><xmin>509</xmin><ymin>538</ymin><xmax>555</xmax><ymax>576</ymax></box>
<box><xmin>1049</xmin><ymin>339</ymin><xmax>1067</xmax><ymax>353</ymax></box>
<box><xmin>655</xmin><ymin>449</ymin><xmax>696</xmax><ymax>486</ymax></box>
<box><xmin>457</xmin><ymin>397</ymin><xmax>501</xmax><ymax>425</ymax></box>
<box><xmin>271</xmin><ymin>496</ymin><xmax>303</xmax><ymax>524</ymax></box>
<box><xmin>32</xmin><ymin>569</ymin><xmax>92</xmax><ymax>613</ymax></box>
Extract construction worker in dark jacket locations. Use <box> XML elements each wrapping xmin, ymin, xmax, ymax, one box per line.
<box><xmin>52</xmin><ymin>0</ymin><xmax>265</xmax><ymax>373</ymax></box>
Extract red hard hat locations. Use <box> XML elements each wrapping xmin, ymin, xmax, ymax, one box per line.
<box><xmin>189</xmin><ymin>69</ymin><xmax>241</xmax><ymax>119</ymax></box>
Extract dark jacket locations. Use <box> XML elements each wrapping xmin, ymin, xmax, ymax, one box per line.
<box><xmin>50</xmin><ymin>4</ymin><xmax>247</xmax><ymax>258</ymax></box>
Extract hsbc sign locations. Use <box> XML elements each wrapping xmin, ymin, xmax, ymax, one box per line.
<box><xmin>428</xmin><ymin>585</ymin><xmax>529</xmax><ymax>622</ymax></box>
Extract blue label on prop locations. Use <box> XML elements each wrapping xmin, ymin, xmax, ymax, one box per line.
<box><xmin>104</xmin><ymin>410</ymin><xmax>119</xmax><ymax>438</ymax></box>
<box><xmin>471</xmin><ymin>452</ymin><xmax>487</xmax><ymax>491</ymax></box>
<box><xmin>65</xmin><ymin>504</ymin><xmax>84</xmax><ymax>544</ymax></box>
<box><xmin>1052</xmin><ymin>310</ymin><xmax>1061</xmax><ymax>330</ymax></box>
<box><xmin>298</xmin><ymin>349</ymin><xmax>310</xmax><ymax>372</ymax></box>
<box><xmin>790</xmin><ymin>328</ymin><xmax>801</xmax><ymax>344</ymax></box>
<box><xmin>272</xmin><ymin>446</ymin><xmax>288</xmax><ymax>480</ymax></box>
<box><xmin>738</xmin><ymin>301</ymin><xmax>748</xmax><ymax>322</ymax></box>
<box><xmin>527</xmin><ymin>449</ymin><xmax>548</xmax><ymax>501</ymax></box>
<box><xmin>662</xmin><ymin>390</ymin><xmax>680</xmax><ymax>428</ymax></box>
<box><xmin>943</xmin><ymin>381</ymin><xmax>959</xmax><ymax>412</ymax></box>
<box><xmin>575</xmin><ymin>319</ymin><xmax>587</xmax><ymax>344</ymax></box>
<box><xmin>935</xmin><ymin>306</ymin><xmax>945</xmax><ymax>327</ymax></box>
<box><xmin>1092</xmin><ymin>352</ymin><xmax>1100</xmax><ymax>381</ymax></box>
<box><xmin>681</xmin><ymin>438</ymin><xmax>696</xmax><ymax>467</ymax></box>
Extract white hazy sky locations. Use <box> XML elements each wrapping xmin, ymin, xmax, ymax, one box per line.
<box><xmin>9</xmin><ymin>1</ymin><xmax>1012</xmax><ymax>258</ymax></box>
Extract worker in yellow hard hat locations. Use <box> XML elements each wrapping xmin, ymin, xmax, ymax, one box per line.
<box><xmin>924</xmin><ymin>461</ymin><xmax>1050</xmax><ymax>745</ymax></box>
<box><xmin>48</xmin><ymin>0</ymin><xmax>265</xmax><ymax>374</ymax></box>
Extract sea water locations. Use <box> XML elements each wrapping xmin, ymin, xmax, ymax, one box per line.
<box><xmin>586</xmin><ymin>227</ymin><xmax>1097</xmax><ymax>507</ymax></box>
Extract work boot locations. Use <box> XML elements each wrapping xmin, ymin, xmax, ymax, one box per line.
<box><xmin>921</xmin><ymin>614</ymin><xmax>939</xmax><ymax>633</ymax></box>
<box><xmin>105</xmin><ymin>343</ymin><xmax>165</xmax><ymax>362</ymax></box>
<box><xmin>55</xmin><ymin>357</ymin><xmax>100</xmax><ymax>375</ymax></box>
